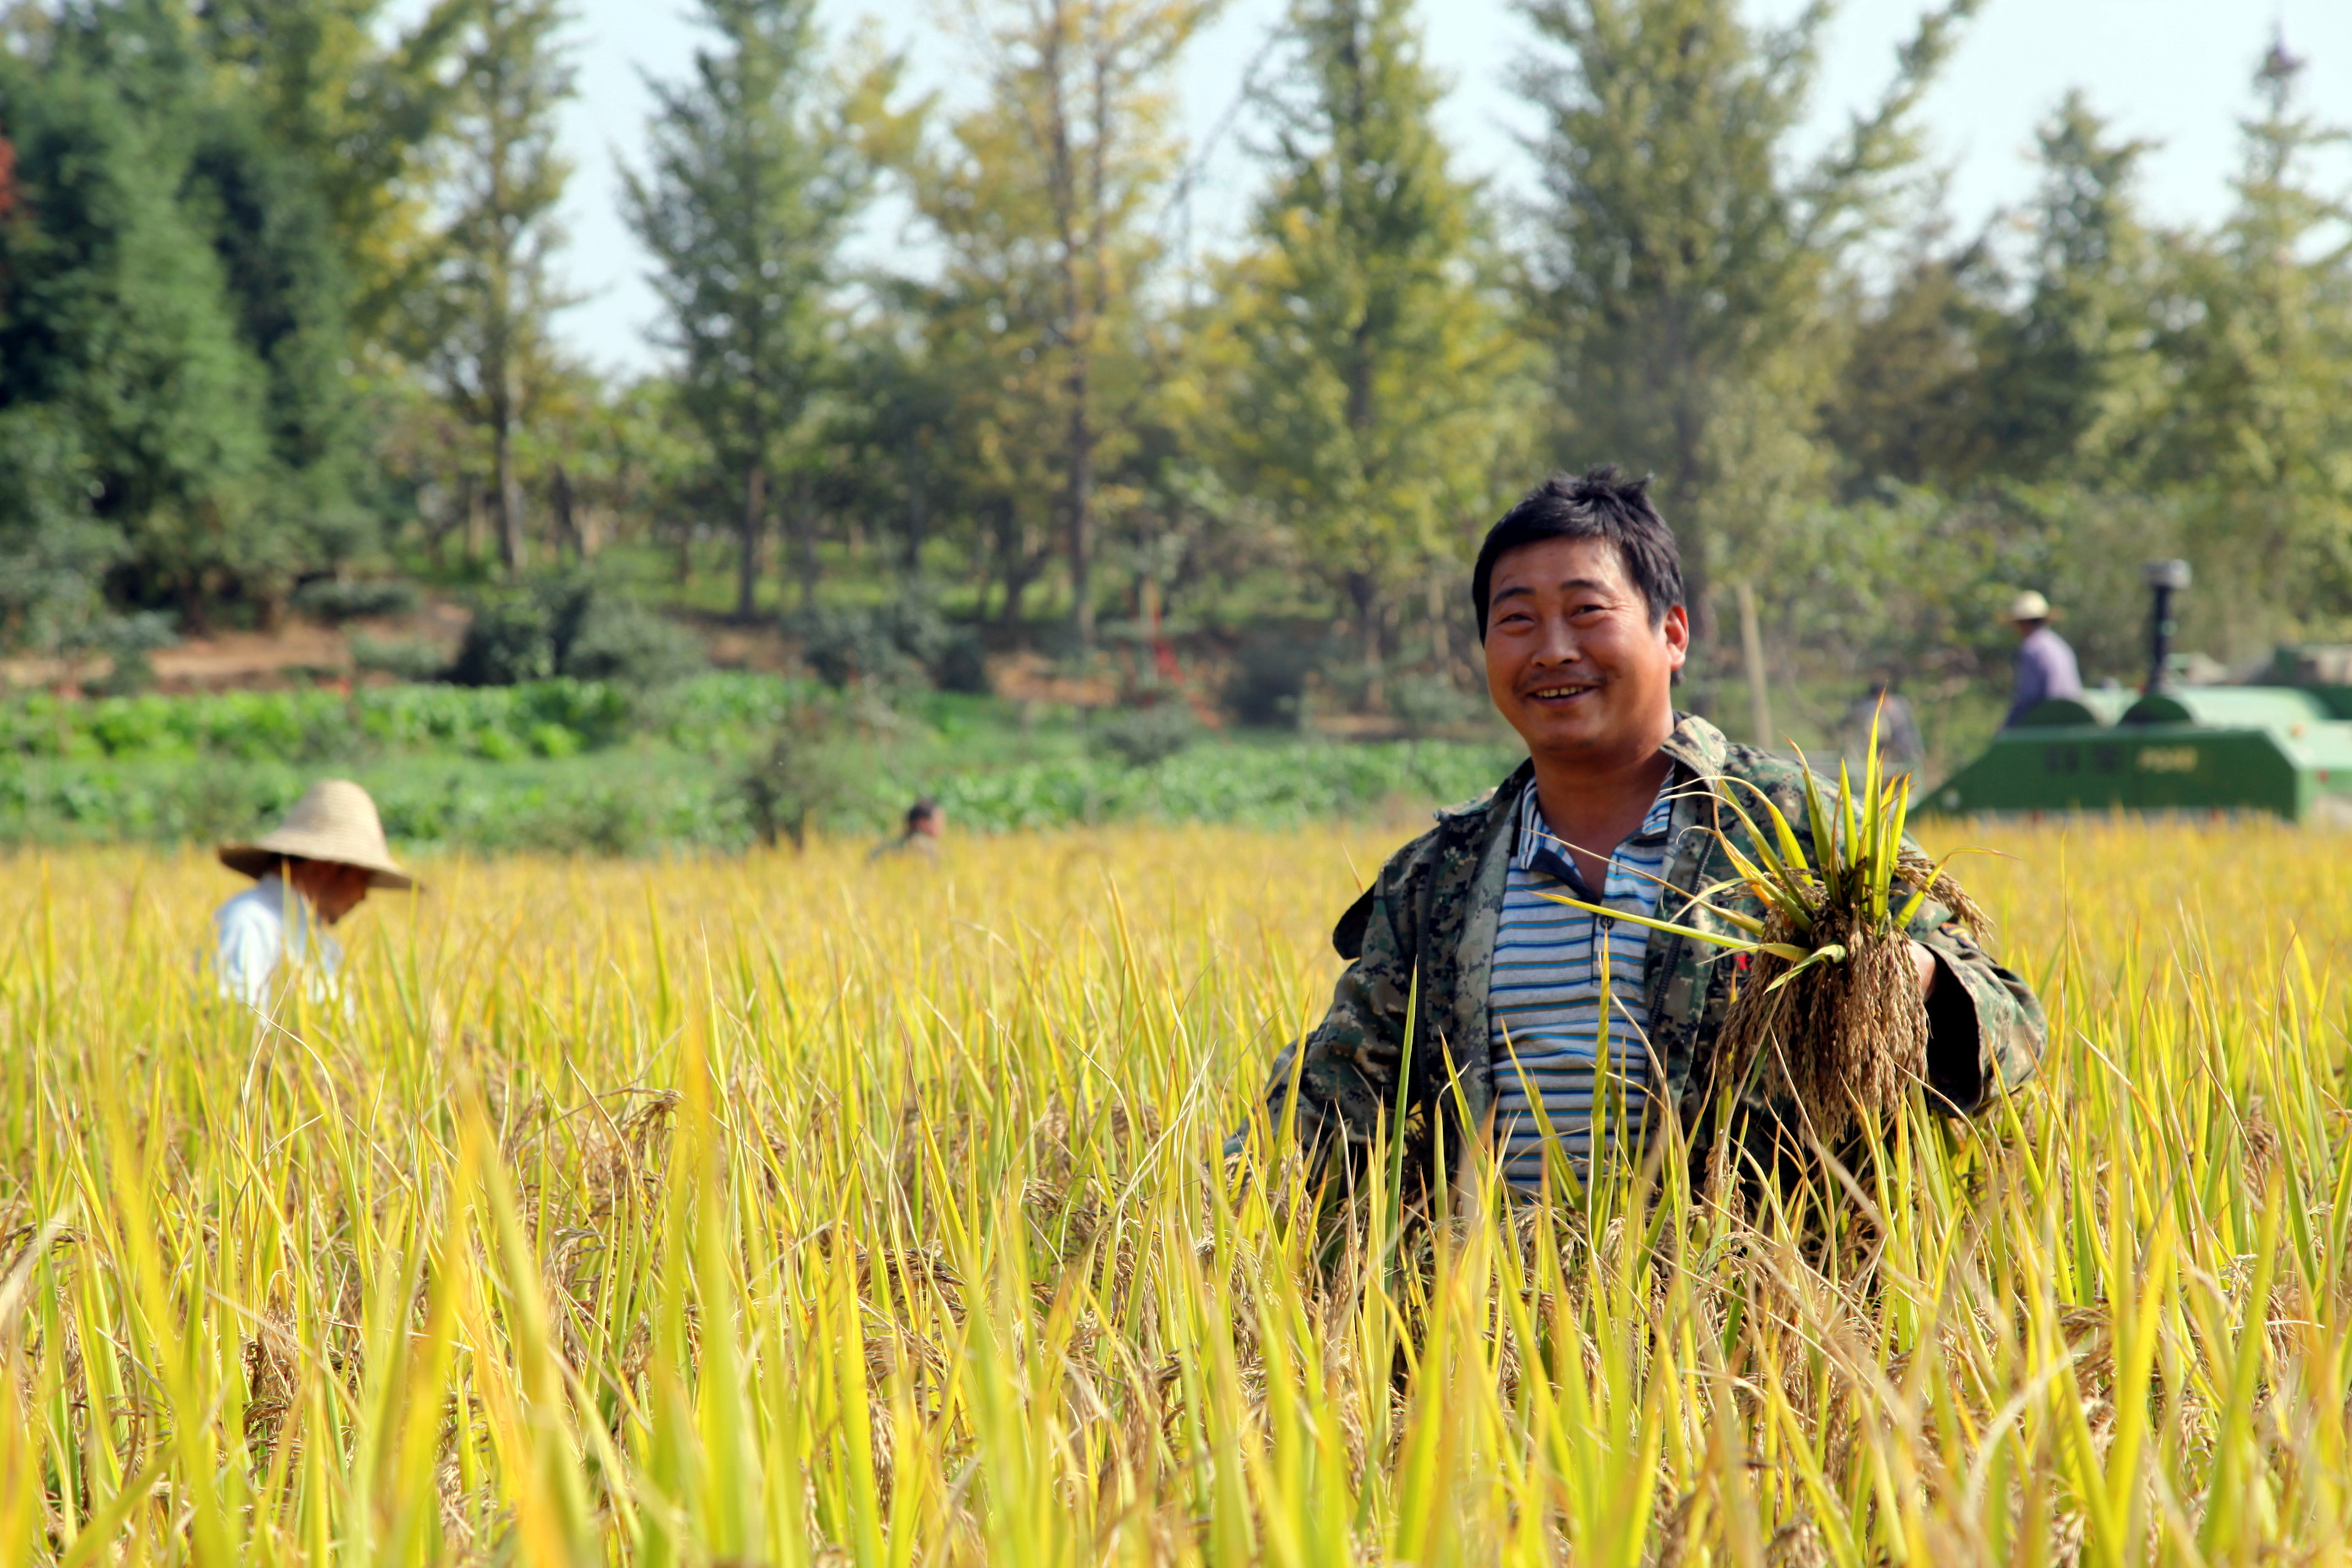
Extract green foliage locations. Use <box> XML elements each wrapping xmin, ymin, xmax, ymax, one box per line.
<box><xmin>411</xmin><ymin>0</ymin><xmax>577</xmax><ymax>578</ymax></box>
<box><xmin>1088</xmin><ymin>701</ymin><xmax>1199</xmax><ymax>768</ymax></box>
<box><xmin>623</xmin><ymin>0</ymin><xmax>897</xmax><ymax>620</ymax></box>
<box><xmin>291</xmin><ymin>577</ymin><xmax>422</xmax><ymax>623</ymax></box>
<box><xmin>902</xmin><ymin>0</ymin><xmax>1214</xmax><ymax>641</ymax></box>
<box><xmin>2</xmin><ymin>0</ymin><xmax>2350</xmax><ymax>727</ymax></box>
<box><xmin>193</xmin><ymin>0</ymin><xmax>475</xmax><ymax>341</ymax></box>
<box><xmin>348</xmin><ymin>631</ymin><xmax>451</xmax><ymax>680</ymax></box>
<box><xmin>1972</xmin><ymin>94</ymin><xmax>2167</xmax><ymax>486</ymax></box>
<box><xmin>1811</xmin><ymin>43</ymin><xmax>2352</xmax><ymax>663</ymax></box>
<box><xmin>0</xmin><ymin>407</ymin><xmax>118</xmax><ymax>656</ymax></box>
<box><xmin>0</xmin><ymin>705</ymin><xmax>1514</xmax><ymax>852</ymax></box>
<box><xmin>787</xmin><ymin>601</ymin><xmax>985</xmax><ymax>694</ymax></box>
<box><xmin>2153</xmin><ymin>43</ymin><xmax>2352</xmax><ymax>624</ymax></box>
<box><xmin>1222</xmin><ymin>626</ymin><xmax>1328</xmax><ymax>729</ymax></box>
<box><xmin>0</xmin><ymin>676</ymin><xmax>667</xmax><ymax>761</ymax></box>
<box><xmin>736</xmin><ymin>694</ymin><xmax>873</xmax><ymax>848</ymax></box>
<box><xmin>1204</xmin><ymin>0</ymin><xmax>1527</xmax><ymax>672</ymax></box>
<box><xmin>0</xmin><ymin>3</ymin><xmax>367</xmax><ymax>624</ymax></box>
<box><xmin>448</xmin><ymin>572</ymin><xmax>705</xmax><ymax>688</ymax></box>
<box><xmin>1517</xmin><ymin>0</ymin><xmax>1976</xmax><ymax>617</ymax></box>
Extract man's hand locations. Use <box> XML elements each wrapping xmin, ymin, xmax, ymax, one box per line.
<box><xmin>1910</xmin><ymin>939</ymin><xmax>1939</xmax><ymax>999</ymax></box>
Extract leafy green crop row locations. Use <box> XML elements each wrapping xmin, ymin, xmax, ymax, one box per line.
<box><xmin>0</xmin><ymin>738</ymin><xmax>1520</xmax><ymax>854</ymax></box>
<box><xmin>0</xmin><ymin>673</ymin><xmax>814</xmax><ymax>763</ymax></box>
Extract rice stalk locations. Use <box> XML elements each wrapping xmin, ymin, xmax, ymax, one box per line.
<box><xmin>0</xmin><ymin>814</ymin><xmax>2343</xmax><ymax>1563</ymax></box>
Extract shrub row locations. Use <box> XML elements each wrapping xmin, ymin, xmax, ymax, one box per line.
<box><xmin>0</xmin><ymin>673</ymin><xmax>814</xmax><ymax>764</ymax></box>
<box><xmin>0</xmin><ymin>739</ymin><xmax>1520</xmax><ymax>855</ymax></box>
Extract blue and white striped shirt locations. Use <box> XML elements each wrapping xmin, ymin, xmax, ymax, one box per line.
<box><xmin>1489</xmin><ymin>776</ymin><xmax>1675</xmax><ymax>1191</ymax></box>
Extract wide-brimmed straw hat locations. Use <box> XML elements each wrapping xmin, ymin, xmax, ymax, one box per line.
<box><xmin>218</xmin><ymin>779</ymin><xmax>415</xmax><ymax>890</ymax></box>
<box><xmin>2007</xmin><ymin>590</ymin><xmax>2055</xmax><ymax>623</ymax></box>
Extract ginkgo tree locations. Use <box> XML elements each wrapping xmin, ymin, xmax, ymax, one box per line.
<box><xmin>1203</xmin><ymin>0</ymin><xmax>1528</xmax><ymax>689</ymax></box>
<box><xmin>903</xmin><ymin>0</ymin><xmax>1212</xmax><ymax>643</ymax></box>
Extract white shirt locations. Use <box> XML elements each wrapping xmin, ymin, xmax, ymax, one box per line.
<box><xmin>211</xmin><ymin>874</ymin><xmax>343</xmax><ymax>1013</ymax></box>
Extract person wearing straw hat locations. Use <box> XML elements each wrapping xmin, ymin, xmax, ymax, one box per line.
<box><xmin>2004</xmin><ymin>590</ymin><xmax>2082</xmax><ymax>729</ymax></box>
<box><xmin>211</xmin><ymin>779</ymin><xmax>414</xmax><ymax>1011</ymax></box>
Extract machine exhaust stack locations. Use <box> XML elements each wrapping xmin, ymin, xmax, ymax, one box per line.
<box><xmin>2143</xmin><ymin>559</ymin><xmax>2191</xmax><ymax>694</ymax></box>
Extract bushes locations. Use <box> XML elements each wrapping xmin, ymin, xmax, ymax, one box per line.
<box><xmin>789</xmin><ymin>602</ymin><xmax>988</xmax><ymax>694</ymax></box>
<box><xmin>449</xmin><ymin>572</ymin><xmax>705</xmax><ymax>689</ymax></box>
<box><xmin>1222</xmin><ymin>628</ymin><xmax>1330</xmax><ymax>728</ymax></box>
<box><xmin>349</xmin><ymin>633</ymin><xmax>449</xmax><ymax>681</ymax></box>
<box><xmin>291</xmin><ymin>578</ymin><xmax>422</xmax><ymax>624</ymax></box>
<box><xmin>0</xmin><ymin>674</ymin><xmax>741</xmax><ymax>763</ymax></box>
<box><xmin>1089</xmin><ymin>702</ymin><xmax>1200</xmax><ymax>767</ymax></box>
<box><xmin>738</xmin><ymin>708</ymin><xmax>868</xmax><ymax>851</ymax></box>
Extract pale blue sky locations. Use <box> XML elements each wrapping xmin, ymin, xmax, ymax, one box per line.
<box><xmin>547</xmin><ymin>0</ymin><xmax>2352</xmax><ymax>374</ymax></box>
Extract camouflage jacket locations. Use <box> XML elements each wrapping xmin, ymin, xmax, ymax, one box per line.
<box><xmin>1259</xmin><ymin>713</ymin><xmax>2045</xmax><ymax>1173</ymax></box>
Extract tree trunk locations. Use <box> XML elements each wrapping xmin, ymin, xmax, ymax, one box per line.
<box><xmin>1347</xmin><ymin>569</ymin><xmax>1383</xmax><ymax>708</ymax></box>
<box><xmin>791</xmin><ymin>481</ymin><xmax>820</xmax><ymax>613</ymax></box>
<box><xmin>1063</xmin><ymin>373</ymin><xmax>1094</xmax><ymax>649</ymax></box>
<box><xmin>1670</xmin><ymin>389</ymin><xmax>1711</xmax><ymax>642</ymax></box>
<box><xmin>462</xmin><ymin>471</ymin><xmax>486</xmax><ymax>567</ymax></box>
<box><xmin>493</xmin><ymin>376</ymin><xmax>526</xmax><ymax>578</ymax></box>
<box><xmin>904</xmin><ymin>469</ymin><xmax>927</xmax><ymax>572</ymax></box>
<box><xmin>1043</xmin><ymin>0</ymin><xmax>1098</xmax><ymax>654</ymax></box>
<box><xmin>737</xmin><ymin>462</ymin><xmax>766</xmax><ymax>623</ymax></box>
<box><xmin>551</xmin><ymin>464</ymin><xmax>579</xmax><ymax>560</ymax></box>
<box><xmin>994</xmin><ymin>503</ymin><xmax>1037</xmax><ymax>629</ymax></box>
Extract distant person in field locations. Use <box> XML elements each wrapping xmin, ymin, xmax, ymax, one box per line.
<box><xmin>2004</xmin><ymin>591</ymin><xmax>2082</xmax><ymax>727</ymax></box>
<box><xmin>1244</xmin><ymin>467</ymin><xmax>2046</xmax><ymax>1195</ymax></box>
<box><xmin>1840</xmin><ymin>679</ymin><xmax>1925</xmax><ymax>772</ymax></box>
<box><xmin>211</xmin><ymin>780</ymin><xmax>413</xmax><ymax>1013</ymax></box>
<box><xmin>870</xmin><ymin>798</ymin><xmax>945</xmax><ymax>862</ymax></box>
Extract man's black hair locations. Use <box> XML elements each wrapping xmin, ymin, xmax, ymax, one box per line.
<box><xmin>1471</xmin><ymin>466</ymin><xmax>1685</xmax><ymax>640</ymax></box>
<box><xmin>905</xmin><ymin>798</ymin><xmax>939</xmax><ymax>830</ymax></box>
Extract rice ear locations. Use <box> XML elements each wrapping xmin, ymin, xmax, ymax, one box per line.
<box><xmin>1896</xmin><ymin>845</ymin><xmax>1995</xmax><ymax>939</ymax></box>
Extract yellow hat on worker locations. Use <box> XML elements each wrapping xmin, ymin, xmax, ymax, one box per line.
<box><xmin>2007</xmin><ymin>591</ymin><xmax>2053</xmax><ymax>623</ymax></box>
<box><xmin>218</xmin><ymin>779</ymin><xmax>415</xmax><ymax>890</ymax></box>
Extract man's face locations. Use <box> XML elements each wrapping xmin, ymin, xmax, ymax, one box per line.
<box><xmin>1482</xmin><ymin>536</ymin><xmax>1688</xmax><ymax>763</ymax></box>
<box><xmin>291</xmin><ymin>859</ymin><xmax>373</xmax><ymax>924</ymax></box>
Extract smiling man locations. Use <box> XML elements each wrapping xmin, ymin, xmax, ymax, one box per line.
<box><xmin>1252</xmin><ymin>468</ymin><xmax>2046</xmax><ymax>1195</ymax></box>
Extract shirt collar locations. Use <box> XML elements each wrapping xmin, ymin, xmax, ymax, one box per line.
<box><xmin>1513</xmin><ymin>768</ymin><xmax>1678</xmax><ymax>883</ymax></box>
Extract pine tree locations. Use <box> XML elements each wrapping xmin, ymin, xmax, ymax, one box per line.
<box><xmin>1817</xmin><ymin>220</ymin><xmax>2001</xmax><ymax>493</ymax></box>
<box><xmin>192</xmin><ymin>0</ymin><xmax>474</xmax><ymax>348</ymax></box>
<box><xmin>1208</xmin><ymin>0</ymin><xmax>1524</xmax><ymax>677</ymax></box>
<box><xmin>1516</xmin><ymin>0</ymin><xmax>1974</xmax><ymax>633</ymax></box>
<box><xmin>2159</xmin><ymin>36</ymin><xmax>2352</xmax><ymax>624</ymax></box>
<box><xmin>415</xmin><ymin>0</ymin><xmax>576</xmax><ymax>579</ymax></box>
<box><xmin>1974</xmin><ymin>93</ymin><xmax>2165</xmax><ymax>486</ymax></box>
<box><xmin>623</xmin><ymin>0</ymin><xmax>895</xmax><ymax>621</ymax></box>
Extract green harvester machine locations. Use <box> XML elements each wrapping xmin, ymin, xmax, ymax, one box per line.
<box><xmin>1934</xmin><ymin>561</ymin><xmax>2352</xmax><ymax>821</ymax></box>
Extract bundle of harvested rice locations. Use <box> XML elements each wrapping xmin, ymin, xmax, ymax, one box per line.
<box><xmin>1549</xmin><ymin>717</ymin><xmax>1986</xmax><ymax>1144</ymax></box>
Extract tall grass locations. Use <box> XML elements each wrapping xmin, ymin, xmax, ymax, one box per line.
<box><xmin>0</xmin><ymin>817</ymin><xmax>2345</xmax><ymax>1563</ymax></box>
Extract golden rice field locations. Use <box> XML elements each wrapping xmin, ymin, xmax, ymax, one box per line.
<box><xmin>3</xmin><ymin>815</ymin><xmax>2349</xmax><ymax>1565</ymax></box>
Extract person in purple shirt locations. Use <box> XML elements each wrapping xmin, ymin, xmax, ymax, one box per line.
<box><xmin>2005</xmin><ymin>591</ymin><xmax>2082</xmax><ymax>727</ymax></box>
